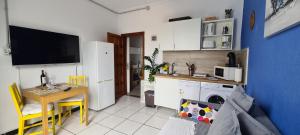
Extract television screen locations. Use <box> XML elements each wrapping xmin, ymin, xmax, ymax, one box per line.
<box><xmin>10</xmin><ymin>25</ymin><xmax>80</xmax><ymax>65</ymax></box>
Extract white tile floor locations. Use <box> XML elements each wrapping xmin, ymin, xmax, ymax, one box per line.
<box><xmin>24</xmin><ymin>96</ymin><xmax>176</xmax><ymax>135</ymax></box>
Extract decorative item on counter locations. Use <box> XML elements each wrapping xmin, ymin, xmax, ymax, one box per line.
<box><xmin>169</xmin><ymin>62</ymin><xmax>176</xmax><ymax>75</ymax></box>
<box><xmin>226</xmin><ymin>52</ymin><xmax>236</xmax><ymax>67</ymax></box>
<box><xmin>225</xmin><ymin>9</ymin><xmax>233</xmax><ymax>18</ymax></box>
<box><xmin>160</xmin><ymin>64</ymin><xmax>169</xmax><ymax>74</ymax></box>
<box><xmin>186</xmin><ymin>63</ymin><xmax>195</xmax><ymax>76</ymax></box>
<box><xmin>222</xmin><ymin>26</ymin><xmax>229</xmax><ymax>34</ymax></box>
<box><xmin>144</xmin><ymin>48</ymin><xmax>167</xmax><ymax>82</ymax></box>
<box><xmin>204</xmin><ymin>16</ymin><xmax>218</xmax><ymax>21</ymax></box>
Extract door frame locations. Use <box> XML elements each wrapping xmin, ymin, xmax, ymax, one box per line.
<box><xmin>121</xmin><ymin>32</ymin><xmax>145</xmax><ymax>81</ymax></box>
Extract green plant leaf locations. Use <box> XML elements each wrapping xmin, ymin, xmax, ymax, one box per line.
<box><xmin>144</xmin><ymin>56</ymin><xmax>153</xmax><ymax>67</ymax></box>
<box><xmin>144</xmin><ymin>65</ymin><xmax>152</xmax><ymax>70</ymax></box>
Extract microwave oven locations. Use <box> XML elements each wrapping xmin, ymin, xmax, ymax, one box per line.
<box><xmin>214</xmin><ymin>66</ymin><xmax>236</xmax><ymax>80</ymax></box>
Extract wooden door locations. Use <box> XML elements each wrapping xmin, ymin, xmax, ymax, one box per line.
<box><xmin>107</xmin><ymin>33</ymin><xmax>127</xmax><ymax>99</ymax></box>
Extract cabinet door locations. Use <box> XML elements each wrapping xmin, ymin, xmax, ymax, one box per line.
<box><xmin>158</xmin><ymin>23</ymin><xmax>174</xmax><ymax>51</ymax></box>
<box><xmin>173</xmin><ymin>18</ymin><xmax>201</xmax><ymax>50</ymax></box>
<box><xmin>179</xmin><ymin>81</ymin><xmax>201</xmax><ymax>101</ymax></box>
<box><xmin>154</xmin><ymin>78</ymin><xmax>180</xmax><ymax>110</ymax></box>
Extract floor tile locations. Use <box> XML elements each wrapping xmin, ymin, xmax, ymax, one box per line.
<box><xmin>129</xmin><ymin>112</ymin><xmax>152</xmax><ymax>124</ymax></box>
<box><xmin>114</xmin><ymin>107</ymin><xmax>139</xmax><ymax>118</ymax></box>
<box><xmin>25</xmin><ymin>125</ymin><xmax>65</xmax><ymax>135</ymax></box>
<box><xmin>134</xmin><ymin>125</ymin><xmax>160</xmax><ymax>135</ymax></box>
<box><xmin>114</xmin><ymin>120</ymin><xmax>142</xmax><ymax>135</ymax></box>
<box><xmin>154</xmin><ymin>108</ymin><xmax>176</xmax><ymax>119</ymax></box>
<box><xmin>138</xmin><ymin>107</ymin><xmax>156</xmax><ymax>115</ymax></box>
<box><xmin>145</xmin><ymin>116</ymin><xmax>168</xmax><ymax>129</ymax></box>
<box><xmin>90</xmin><ymin>111</ymin><xmax>110</xmax><ymax>123</ymax></box>
<box><xmin>97</xmin><ymin>115</ymin><xmax>125</xmax><ymax>128</ymax></box>
<box><xmin>103</xmin><ymin>105</ymin><xmax>123</xmax><ymax>114</ymax></box>
<box><xmin>105</xmin><ymin>130</ymin><xmax>126</xmax><ymax>135</ymax></box>
<box><xmin>61</xmin><ymin>117</ymin><xmax>94</xmax><ymax>134</ymax></box>
<box><xmin>77</xmin><ymin>124</ymin><xmax>110</xmax><ymax>135</ymax></box>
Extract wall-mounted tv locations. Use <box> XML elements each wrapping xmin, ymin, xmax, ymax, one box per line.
<box><xmin>10</xmin><ymin>25</ymin><xmax>80</xmax><ymax>65</ymax></box>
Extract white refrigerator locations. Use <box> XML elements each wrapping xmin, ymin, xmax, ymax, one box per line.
<box><xmin>83</xmin><ymin>41</ymin><xmax>115</xmax><ymax>111</ymax></box>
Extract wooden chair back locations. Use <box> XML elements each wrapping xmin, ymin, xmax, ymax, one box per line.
<box><xmin>68</xmin><ymin>76</ymin><xmax>87</xmax><ymax>86</ymax></box>
<box><xmin>9</xmin><ymin>83</ymin><xmax>24</xmax><ymax>116</ymax></box>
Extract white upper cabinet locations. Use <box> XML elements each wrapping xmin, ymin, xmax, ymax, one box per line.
<box><xmin>158</xmin><ymin>23</ymin><xmax>174</xmax><ymax>51</ymax></box>
<box><xmin>158</xmin><ymin>18</ymin><xmax>201</xmax><ymax>51</ymax></box>
<box><xmin>173</xmin><ymin>18</ymin><xmax>201</xmax><ymax>51</ymax></box>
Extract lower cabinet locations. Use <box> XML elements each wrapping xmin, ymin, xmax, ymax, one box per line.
<box><xmin>154</xmin><ymin>78</ymin><xmax>180</xmax><ymax>110</ymax></box>
<box><xmin>154</xmin><ymin>77</ymin><xmax>201</xmax><ymax>110</ymax></box>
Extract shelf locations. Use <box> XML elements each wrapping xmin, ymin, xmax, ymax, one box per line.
<box><xmin>202</xmin><ymin>34</ymin><xmax>232</xmax><ymax>37</ymax></box>
<box><xmin>201</xmin><ymin>48</ymin><xmax>232</xmax><ymax>51</ymax></box>
<box><xmin>202</xmin><ymin>18</ymin><xmax>234</xmax><ymax>23</ymax></box>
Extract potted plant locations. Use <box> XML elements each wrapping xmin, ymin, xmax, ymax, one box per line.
<box><xmin>144</xmin><ymin>48</ymin><xmax>166</xmax><ymax>83</ymax></box>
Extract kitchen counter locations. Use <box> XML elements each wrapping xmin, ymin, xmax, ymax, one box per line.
<box><xmin>154</xmin><ymin>74</ymin><xmax>243</xmax><ymax>85</ymax></box>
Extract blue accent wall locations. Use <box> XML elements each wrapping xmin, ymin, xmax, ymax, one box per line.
<box><xmin>242</xmin><ymin>0</ymin><xmax>300</xmax><ymax>135</ymax></box>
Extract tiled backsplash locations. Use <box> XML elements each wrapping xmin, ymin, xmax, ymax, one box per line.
<box><xmin>163</xmin><ymin>51</ymin><xmax>241</xmax><ymax>75</ymax></box>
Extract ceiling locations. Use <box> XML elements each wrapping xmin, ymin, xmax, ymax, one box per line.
<box><xmin>93</xmin><ymin>0</ymin><xmax>162</xmax><ymax>12</ymax></box>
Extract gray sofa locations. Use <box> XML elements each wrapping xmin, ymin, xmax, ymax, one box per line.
<box><xmin>159</xmin><ymin>87</ymin><xmax>281</xmax><ymax>135</ymax></box>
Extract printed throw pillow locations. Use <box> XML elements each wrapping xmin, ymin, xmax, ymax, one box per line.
<box><xmin>179</xmin><ymin>99</ymin><xmax>219</xmax><ymax>124</ymax></box>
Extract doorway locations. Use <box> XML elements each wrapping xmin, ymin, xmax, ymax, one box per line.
<box><xmin>122</xmin><ymin>32</ymin><xmax>144</xmax><ymax>98</ymax></box>
<box><xmin>107</xmin><ymin>32</ymin><xmax>144</xmax><ymax>99</ymax></box>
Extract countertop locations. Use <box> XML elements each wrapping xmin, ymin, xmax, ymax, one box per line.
<box><xmin>154</xmin><ymin>74</ymin><xmax>243</xmax><ymax>85</ymax></box>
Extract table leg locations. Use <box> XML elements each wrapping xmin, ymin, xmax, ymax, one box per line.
<box><xmin>84</xmin><ymin>92</ymin><xmax>89</xmax><ymax>126</ymax></box>
<box><xmin>41</xmin><ymin>98</ymin><xmax>49</xmax><ymax>135</ymax></box>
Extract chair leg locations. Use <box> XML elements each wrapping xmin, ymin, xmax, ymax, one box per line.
<box><xmin>69</xmin><ymin>107</ymin><xmax>72</xmax><ymax>115</ymax></box>
<box><xmin>58</xmin><ymin>106</ymin><xmax>62</xmax><ymax>126</ymax></box>
<box><xmin>18</xmin><ymin>119</ymin><xmax>24</xmax><ymax>135</ymax></box>
<box><xmin>51</xmin><ymin>111</ymin><xmax>56</xmax><ymax>135</ymax></box>
<box><xmin>80</xmin><ymin>103</ymin><xmax>83</xmax><ymax>124</ymax></box>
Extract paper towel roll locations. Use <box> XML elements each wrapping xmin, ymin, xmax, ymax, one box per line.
<box><xmin>235</xmin><ymin>68</ymin><xmax>243</xmax><ymax>82</ymax></box>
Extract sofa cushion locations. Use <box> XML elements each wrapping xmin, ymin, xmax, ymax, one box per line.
<box><xmin>229</xmin><ymin>86</ymin><xmax>254</xmax><ymax>112</ymax></box>
<box><xmin>207</xmin><ymin>99</ymin><xmax>242</xmax><ymax>135</ymax></box>
<box><xmin>179</xmin><ymin>99</ymin><xmax>221</xmax><ymax>124</ymax></box>
<box><xmin>195</xmin><ymin>122</ymin><xmax>210</xmax><ymax>135</ymax></box>
<box><xmin>249</xmin><ymin>104</ymin><xmax>281</xmax><ymax>135</ymax></box>
<box><xmin>237</xmin><ymin>111</ymin><xmax>275</xmax><ymax>135</ymax></box>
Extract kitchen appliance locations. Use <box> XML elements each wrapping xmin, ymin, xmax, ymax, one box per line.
<box><xmin>200</xmin><ymin>82</ymin><xmax>236</xmax><ymax>104</ymax></box>
<box><xmin>10</xmin><ymin>25</ymin><xmax>80</xmax><ymax>65</ymax></box>
<box><xmin>226</xmin><ymin>52</ymin><xmax>236</xmax><ymax>67</ymax></box>
<box><xmin>214</xmin><ymin>66</ymin><xmax>236</xmax><ymax>80</ymax></box>
<box><xmin>206</xmin><ymin>23</ymin><xmax>216</xmax><ymax>35</ymax></box>
<box><xmin>83</xmin><ymin>41</ymin><xmax>115</xmax><ymax>111</ymax></box>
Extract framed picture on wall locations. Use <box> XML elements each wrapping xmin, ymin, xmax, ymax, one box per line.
<box><xmin>264</xmin><ymin>0</ymin><xmax>300</xmax><ymax>37</ymax></box>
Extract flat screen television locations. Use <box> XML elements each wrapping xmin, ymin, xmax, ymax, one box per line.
<box><xmin>10</xmin><ymin>25</ymin><xmax>80</xmax><ymax>65</ymax></box>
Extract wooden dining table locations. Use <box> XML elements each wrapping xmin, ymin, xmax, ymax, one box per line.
<box><xmin>22</xmin><ymin>84</ymin><xmax>89</xmax><ymax>135</ymax></box>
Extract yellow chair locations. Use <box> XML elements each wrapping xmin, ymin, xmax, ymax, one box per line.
<box><xmin>9</xmin><ymin>83</ymin><xmax>56</xmax><ymax>135</ymax></box>
<box><xmin>58</xmin><ymin>75</ymin><xmax>87</xmax><ymax>125</ymax></box>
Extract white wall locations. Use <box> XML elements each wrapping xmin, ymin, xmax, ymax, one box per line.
<box><xmin>0</xmin><ymin>0</ymin><xmax>117</xmax><ymax>133</ymax></box>
<box><xmin>117</xmin><ymin>0</ymin><xmax>244</xmax><ymax>101</ymax></box>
